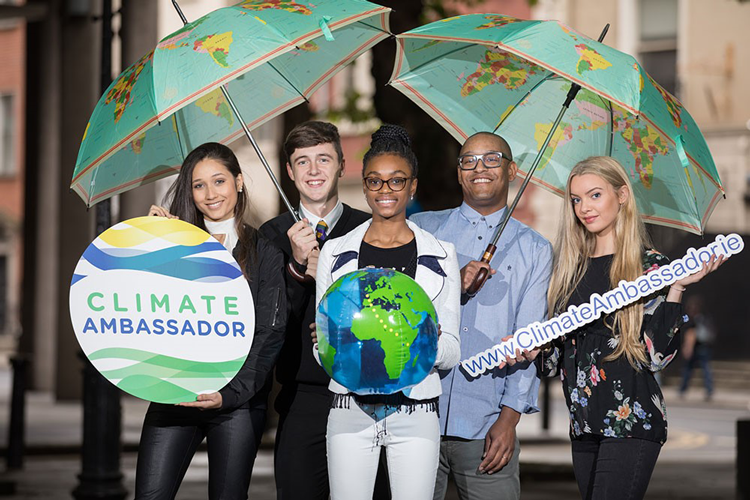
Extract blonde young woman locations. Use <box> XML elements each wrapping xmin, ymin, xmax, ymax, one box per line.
<box><xmin>539</xmin><ymin>156</ymin><xmax>722</xmax><ymax>500</ymax></box>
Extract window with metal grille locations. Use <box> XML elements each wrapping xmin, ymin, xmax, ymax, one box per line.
<box><xmin>0</xmin><ymin>94</ymin><xmax>15</xmax><ymax>176</ymax></box>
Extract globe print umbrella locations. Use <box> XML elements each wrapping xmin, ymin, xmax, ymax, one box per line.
<box><xmin>71</xmin><ymin>0</ymin><xmax>391</xmax><ymax>207</ymax></box>
<box><xmin>389</xmin><ymin>14</ymin><xmax>723</xmax><ymax>235</ymax></box>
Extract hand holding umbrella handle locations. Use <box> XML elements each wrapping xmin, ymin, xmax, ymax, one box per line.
<box><xmin>173</xmin><ymin>0</ymin><xmax>312</xmax><ymax>283</ymax></box>
<box><xmin>466</xmin><ymin>244</ymin><xmax>497</xmax><ymax>297</ymax></box>
<box><xmin>287</xmin><ymin>261</ymin><xmax>315</xmax><ymax>283</ymax></box>
<box><xmin>466</xmin><ymin>23</ymin><xmax>611</xmax><ymax>297</ymax></box>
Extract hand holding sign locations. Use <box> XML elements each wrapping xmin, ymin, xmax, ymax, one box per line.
<box><xmin>147</xmin><ymin>205</ymin><xmax>178</xmax><ymax>219</ymax></box>
<box><xmin>673</xmin><ymin>253</ymin><xmax>725</xmax><ymax>288</ymax></box>
<box><xmin>497</xmin><ymin>334</ymin><xmax>543</xmax><ymax>366</ymax></box>
<box><xmin>178</xmin><ymin>392</ymin><xmax>223</xmax><ymax>410</ymax></box>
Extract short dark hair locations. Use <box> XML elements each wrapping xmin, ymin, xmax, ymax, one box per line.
<box><xmin>362</xmin><ymin>124</ymin><xmax>418</xmax><ymax>177</ymax></box>
<box><xmin>461</xmin><ymin>132</ymin><xmax>513</xmax><ymax>162</ymax></box>
<box><xmin>283</xmin><ymin>121</ymin><xmax>344</xmax><ymax>165</ymax></box>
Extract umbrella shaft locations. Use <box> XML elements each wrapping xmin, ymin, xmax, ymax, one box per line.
<box><xmin>489</xmin><ymin>87</ymin><xmax>578</xmax><ymax>248</ymax></box>
<box><xmin>219</xmin><ymin>86</ymin><xmax>301</xmax><ymax>222</ymax></box>
<box><xmin>171</xmin><ymin>0</ymin><xmax>300</xmax><ymax>223</ymax></box>
<box><xmin>171</xmin><ymin>0</ymin><xmax>189</xmax><ymax>24</ymax></box>
<box><xmin>486</xmin><ymin>24</ymin><xmax>608</xmax><ymax>246</ymax></box>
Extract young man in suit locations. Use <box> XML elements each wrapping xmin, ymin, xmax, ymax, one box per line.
<box><xmin>260</xmin><ymin>121</ymin><xmax>372</xmax><ymax>500</ymax></box>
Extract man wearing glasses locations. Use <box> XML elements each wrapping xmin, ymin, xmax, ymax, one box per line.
<box><xmin>410</xmin><ymin>132</ymin><xmax>552</xmax><ymax>500</ymax></box>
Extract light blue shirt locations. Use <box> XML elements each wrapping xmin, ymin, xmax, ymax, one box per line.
<box><xmin>410</xmin><ymin>203</ymin><xmax>552</xmax><ymax>440</ymax></box>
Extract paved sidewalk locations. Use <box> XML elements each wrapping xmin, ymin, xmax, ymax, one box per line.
<box><xmin>0</xmin><ymin>366</ymin><xmax>747</xmax><ymax>499</ymax></box>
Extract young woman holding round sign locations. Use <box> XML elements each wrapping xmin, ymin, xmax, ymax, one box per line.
<box><xmin>314</xmin><ymin>125</ymin><xmax>461</xmax><ymax>499</ymax></box>
<box><xmin>136</xmin><ymin>142</ymin><xmax>287</xmax><ymax>500</ymax></box>
<box><xmin>538</xmin><ymin>156</ymin><xmax>723</xmax><ymax>500</ymax></box>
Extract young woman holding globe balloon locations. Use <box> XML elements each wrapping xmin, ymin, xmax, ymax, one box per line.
<box><xmin>314</xmin><ymin>125</ymin><xmax>461</xmax><ymax>499</ymax></box>
<box><xmin>137</xmin><ymin>142</ymin><xmax>287</xmax><ymax>499</ymax></box>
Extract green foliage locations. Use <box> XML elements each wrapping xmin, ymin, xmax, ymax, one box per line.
<box><xmin>325</xmin><ymin>89</ymin><xmax>375</xmax><ymax>124</ymax></box>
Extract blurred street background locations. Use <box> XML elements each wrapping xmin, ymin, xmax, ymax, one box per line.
<box><xmin>0</xmin><ymin>0</ymin><xmax>749</xmax><ymax>498</ymax></box>
<box><xmin>1</xmin><ymin>365</ymin><xmax>748</xmax><ymax>499</ymax></box>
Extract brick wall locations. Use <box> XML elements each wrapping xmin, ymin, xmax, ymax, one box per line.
<box><xmin>0</xmin><ymin>23</ymin><xmax>26</xmax><ymax>220</ymax></box>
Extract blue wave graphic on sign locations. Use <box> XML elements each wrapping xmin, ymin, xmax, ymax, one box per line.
<box><xmin>81</xmin><ymin>241</ymin><xmax>242</xmax><ymax>282</ymax></box>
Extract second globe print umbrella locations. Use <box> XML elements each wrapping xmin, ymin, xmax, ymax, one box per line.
<box><xmin>389</xmin><ymin>13</ymin><xmax>723</xmax><ymax>293</ymax></box>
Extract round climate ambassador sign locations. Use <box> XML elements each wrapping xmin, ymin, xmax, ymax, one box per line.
<box><xmin>69</xmin><ymin>216</ymin><xmax>255</xmax><ymax>404</ymax></box>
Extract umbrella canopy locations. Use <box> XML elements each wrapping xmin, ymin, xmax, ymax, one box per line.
<box><xmin>389</xmin><ymin>14</ymin><xmax>723</xmax><ymax>234</ymax></box>
<box><xmin>71</xmin><ymin>0</ymin><xmax>391</xmax><ymax>207</ymax></box>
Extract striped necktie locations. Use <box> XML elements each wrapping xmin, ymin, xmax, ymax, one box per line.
<box><xmin>315</xmin><ymin>220</ymin><xmax>329</xmax><ymax>243</ymax></box>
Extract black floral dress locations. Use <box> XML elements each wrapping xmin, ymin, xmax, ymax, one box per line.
<box><xmin>541</xmin><ymin>250</ymin><xmax>685</xmax><ymax>444</ymax></box>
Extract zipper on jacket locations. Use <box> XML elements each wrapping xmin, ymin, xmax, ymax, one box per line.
<box><xmin>271</xmin><ymin>288</ymin><xmax>282</xmax><ymax>327</ymax></box>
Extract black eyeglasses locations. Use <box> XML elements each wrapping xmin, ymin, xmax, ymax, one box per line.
<box><xmin>364</xmin><ymin>176</ymin><xmax>412</xmax><ymax>192</ymax></box>
<box><xmin>457</xmin><ymin>151</ymin><xmax>510</xmax><ymax>170</ymax></box>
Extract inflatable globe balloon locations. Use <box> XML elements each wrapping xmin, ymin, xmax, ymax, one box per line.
<box><xmin>316</xmin><ymin>268</ymin><xmax>439</xmax><ymax>395</ymax></box>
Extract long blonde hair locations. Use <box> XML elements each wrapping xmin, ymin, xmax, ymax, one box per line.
<box><xmin>547</xmin><ymin>156</ymin><xmax>651</xmax><ymax>368</ymax></box>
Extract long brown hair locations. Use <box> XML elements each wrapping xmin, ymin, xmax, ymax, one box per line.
<box><xmin>547</xmin><ymin>156</ymin><xmax>651</xmax><ymax>368</ymax></box>
<box><xmin>165</xmin><ymin>142</ymin><xmax>255</xmax><ymax>276</ymax></box>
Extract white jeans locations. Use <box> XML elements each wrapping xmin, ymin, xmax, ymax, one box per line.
<box><xmin>327</xmin><ymin>398</ymin><xmax>440</xmax><ymax>500</ymax></box>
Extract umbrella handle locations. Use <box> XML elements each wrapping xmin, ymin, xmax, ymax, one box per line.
<box><xmin>466</xmin><ymin>244</ymin><xmax>497</xmax><ymax>297</ymax></box>
<box><xmin>287</xmin><ymin>261</ymin><xmax>315</xmax><ymax>284</ymax></box>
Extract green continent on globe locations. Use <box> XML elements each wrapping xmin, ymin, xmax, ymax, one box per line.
<box><xmin>461</xmin><ymin>49</ymin><xmax>541</xmax><ymax>97</ymax></box>
<box><xmin>316</xmin><ymin>277</ymin><xmax>342</xmax><ymax>377</ymax></box>
<box><xmin>317</xmin><ymin>268</ymin><xmax>439</xmax><ymax>394</ymax></box>
<box><xmin>351</xmin><ymin>274</ymin><xmax>433</xmax><ymax>380</ymax></box>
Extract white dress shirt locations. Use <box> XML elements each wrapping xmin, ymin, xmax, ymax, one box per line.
<box><xmin>299</xmin><ymin>200</ymin><xmax>344</xmax><ymax>234</ymax></box>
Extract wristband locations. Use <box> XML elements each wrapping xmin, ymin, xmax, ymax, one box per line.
<box><xmin>671</xmin><ymin>284</ymin><xmax>686</xmax><ymax>292</ymax></box>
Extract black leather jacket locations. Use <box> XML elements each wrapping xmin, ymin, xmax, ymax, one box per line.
<box><xmin>217</xmin><ymin>226</ymin><xmax>287</xmax><ymax>410</ymax></box>
<box><xmin>260</xmin><ymin>205</ymin><xmax>370</xmax><ymax>402</ymax></box>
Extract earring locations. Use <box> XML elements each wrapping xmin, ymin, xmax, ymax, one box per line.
<box><xmin>239</xmin><ymin>187</ymin><xmax>244</xmax><ymax>193</ymax></box>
